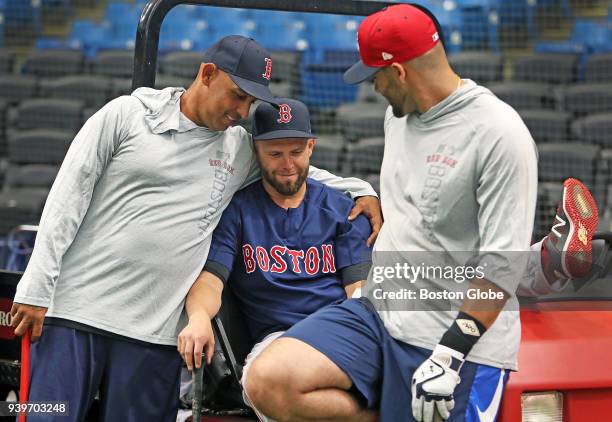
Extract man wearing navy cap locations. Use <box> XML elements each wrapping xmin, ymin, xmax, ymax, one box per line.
<box><xmin>10</xmin><ymin>35</ymin><xmax>381</xmax><ymax>421</ymax></box>
<box><xmin>243</xmin><ymin>5</ymin><xmax>599</xmax><ymax>422</ymax></box>
<box><xmin>177</xmin><ymin>98</ymin><xmax>375</xmax><ymax>421</ymax></box>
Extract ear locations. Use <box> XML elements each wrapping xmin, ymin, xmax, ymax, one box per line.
<box><xmin>199</xmin><ymin>63</ymin><xmax>217</xmax><ymax>86</ymax></box>
<box><xmin>307</xmin><ymin>138</ymin><xmax>316</xmax><ymax>157</ymax></box>
<box><xmin>389</xmin><ymin>62</ymin><xmax>407</xmax><ymax>83</ymax></box>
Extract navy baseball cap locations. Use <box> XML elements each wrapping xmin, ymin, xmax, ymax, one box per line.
<box><xmin>203</xmin><ymin>35</ymin><xmax>277</xmax><ymax>104</ymax></box>
<box><xmin>252</xmin><ymin>98</ymin><xmax>316</xmax><ymax>141</ymax></box>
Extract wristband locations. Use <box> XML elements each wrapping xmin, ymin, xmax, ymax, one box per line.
<box><xmin>438</xmin><ymin>311</ymin><xmax>487</xmax><ymax>359</ymax></box>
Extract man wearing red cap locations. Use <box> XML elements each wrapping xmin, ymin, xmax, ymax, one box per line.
<box><xmin>244</xmin><ymin>5</ymin><xmax>599</xmax><ymax>422</ymax></box>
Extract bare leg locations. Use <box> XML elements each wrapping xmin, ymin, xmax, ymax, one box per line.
<box><xmin>245</xmin><ymin>337</ymin><xmax>377</xmax><ymax>422</ymax></box>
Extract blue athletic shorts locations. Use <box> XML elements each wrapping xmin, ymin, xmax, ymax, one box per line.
<box><xmin>25</xmin><ymin>325</ymin><xmax>182</xmax><ymax>422</ymax></box>
<box><xmin>282</xmin><ymin>298</ymin><xmax>510</xmax><ymax>422</ymax></box>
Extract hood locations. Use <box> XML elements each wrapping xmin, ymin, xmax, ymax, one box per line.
<box><xmin>132</xmin><ymin>86</ymin><xmax>202</xmax><ymax>135</ymax></box>
<box><xmin>418</xmin><ymin>79</ymin><xmax>494</xmax><ymax>124</ymax></box>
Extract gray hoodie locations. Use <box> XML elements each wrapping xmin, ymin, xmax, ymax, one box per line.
<box><xmin>363</xmin><ymin>80</ymin><xmax>538</xmax><ymax>370</ymax></box>
<box><xmin>14</xmin><ymin>87</ymin><xmax>376</xmax><ymax>345</ymax></box>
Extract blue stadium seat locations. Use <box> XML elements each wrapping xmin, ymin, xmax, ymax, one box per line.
<box><xmin>302</xmin><ymin>14</ymin><xmax>361</xmax><ymax>61</ymax></box>
<box><xmin>2</xmin><ymin>0</ymin><xmax>41</xmax><ymax>35</ymax></box>
<box><xmin>160</xmin><ymin>20</ymin><xmax>211</xmax><ymax>52</ymax></box>
<box><xmin>208</xmin><ymin>19</ymin><xmax>256</xmax><ymax>41</ymax></box>
<box><xmin>202</xmin><ymin>6</ymin><xmax>248</xmax><ymax>24</ymax></box>
<box><xmin>68</xmin><ymin>20</ymin><xmax>113</xmax><ymax>58</ymax></box>
<box><xmin>447</xmin><ymin>0</ymin><xmax>500</xmax><ymax>51</ymax></box>
<box><xmin>256</xmin><ymin>12</ymin><xmax>307</xmax><ymax>51</ymax></box>
<box><xmin>0</xmin><ymin>5</ymin><xmax>4</xmax><ymax>48</ymax></box>
<box><xmin>534</xmin><ymin>20</ymin><xmax>612</xmax><ymax>79</ymax></box>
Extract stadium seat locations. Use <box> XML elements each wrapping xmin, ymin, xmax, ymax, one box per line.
<box><xmin>572</xmin><ymin>113</ymin><xmax>612</xmax><ymax>149</ymax></box>
<box><xmin>1</xmin><ymin>0</ymin><xmax>42</xmax><ymax>38</ymax></box>
<box><xmin>110</xmin><ymin>78</ymin><xmax>133</xmax><ymax>98</ymax></box>
<box><xmin>453</xmin><ymin>0</ymin><xmax>501</xmax><ymax>51</ymax></box>
<box><xmin>559</xmin><ymin>83</ymin><xmax>612</xmax><ymax>116</ymax></box>
<box><xmin>488</xmin><ymin>82</ymin><xmax>556</xmax><ymax>110</ymax></box>
<box><xmin>105</xmin><ymin>1</ymin><xmax>141</xmax><ymax>39</ymax></box>
<box><xmin>159</xmin><ymin>20</ymin><xmax>211</xmax><ymax>52</ymax></box>
<box><xmin>0</xmin><ymin>100</ymin><xmax>6</xmax><ymax>157</ymax></box>
<box><xmin>305</xmin><ymin>14</ymin><xmax>360</xmax><ymax>58</ymax></box>
<box><xmin>595</xmin><ymin>148</ymin><xmax>612</xmax><ymax>210</ymax></box>
<box><xmin>22</xmin><ymin>50</ymin><xmax>84</xmax><ymax>78</ymax></box>
<box><xmin>269</xmin><ymin>51</ymin><xmax>301</xmax><ymax>84</ymax></box>
<box><xmin>347</xmin><ymin>136</ymin><xmax>384</xmax><ymax>174</ymax></box>
<box><xmin>7</xmin><ymin>130</ymin><xmax>72</xmax><ymax>165</ymax></box>
<box><xmin>448</xmin><ymin>52</ymin><xmax>503</xmax><ymax>84</ymax></box>
<box><xmin>160</xmin><ymin>51</ymin><xmax>203</xmax><ymax>79</ymax></box>
<box><xmin>335</xmin><ymin>102</ymin><xmax>387</xmax><ymax>142</ymax></box>
<box><xmin>310</xmin><ymin>135</ymin><xmax>345</xmax><ymax>173</ymax></box>
<box><xmin>252</xmin><ymin>10</ymin><xmax>307</xmax><ymax>51</ymax></box>
<box><xmin>91</xmin><ymin>50</ymin><xmax>134</xmax><ymax>79</ymax></box>
<box><xmin>538</xmin><ymin>142</ymin><xmax>600</xmax><ymax>186</ymax></box>
<box><xmin>518</xmin><ymin>110</ymin><xmax>572</xmax><ymax>143</ymax></box>
<box><xmin>534</xmin><ymin>20</ymin><xmax>610</xmax><ymax>55</ymax></box>
<box><xmin>300</xmin><ymin>59</ymin><xmax>359</xmax><ymax>109</ymax></box>
<box><xmin>0</xmin><ymin>185</ymin><xmax>51</xmax><ymax>236</ymax></box>
<box><xmin>41</xmin><ymin>0</ymin><xmax>73</xmax><ymax>24</ymax></box>
<box><xmin>154</xmin><ymin>76</ymin><xmax>191</xmax><ymax>90</ymax></box>
<box><xmin>269</xmin><ymin>81</ymin><xmax>292</xmax><ymax>98</ymax></box>
<box><xmin>40</xmin><ymin>75</ymin><xmax>112</xmax><ymax>108</ymax></box>
<box><xmin>513</xmin><ymin>53</ymin><xmax>578</xmax><ymax>84</ymax></box>
<box><xmin>13</xmin><ymin>99</ymin><xmax>84</xmax><ymax>133</ymax></box>
<box><xmin>0</xmin><ymin>49</ymin><xmax>14</xmax><ymax>73</ymax></box>
<box><xmin>0</xmin><ymin>75</ymin><xmax>39</xmax><ymax>105</ymax></box>
<box><xmin>534</xmin><ymin>181</ymin><xmax>562</xmax><ymax>240</ymax></box>
<box><xmin>585</xmin><ymin>53</ymin><xmax>612</xmax><ymax>83</ymax></box>
<box><xmin>67</xmin><ymin>20</ymin><xmax>113</xmax><ymax>58</ymax></box>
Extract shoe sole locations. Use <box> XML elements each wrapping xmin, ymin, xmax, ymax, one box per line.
<box><xmin>561</xmin><ymin>178</ymin><xmax>599</xmax><ymax>278</ymax></box>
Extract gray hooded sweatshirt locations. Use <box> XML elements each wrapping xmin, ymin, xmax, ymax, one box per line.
<box><xmin>363</xmin><ymin>80</ymin><xmax>538</xmax><ymax>370</ymax></box>
<box><xmin>14</xmin><ymin>87</ymin><xmax>376</xmax><ymax>345</ymax></box>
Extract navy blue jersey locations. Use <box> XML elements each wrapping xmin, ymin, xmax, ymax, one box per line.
<box><xmin>205</xmin><ymin>178</ymin><xmax>372</xmax><ymax>342</ymax></box>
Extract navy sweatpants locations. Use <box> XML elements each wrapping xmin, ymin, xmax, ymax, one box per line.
<box><xmin>25</xmin><ymin>325</ymin><xmax>182</xmax><ymax>422</ymax></box>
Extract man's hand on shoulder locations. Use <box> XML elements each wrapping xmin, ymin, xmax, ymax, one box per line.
<box><xmin>10</xmin><ymin>303</ymin><xmax>47</xmax><ymax>342</ymax></box>
<box><xmin>349</xmin><ymin>196</ymin><xmax>383</xmax><ymax>246</ymax></box>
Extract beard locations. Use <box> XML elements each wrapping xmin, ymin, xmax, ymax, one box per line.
<box><xmin>391</xmin><ymin>104</ymin><xmax>405</xmax><ymax>118</ymax></box>
<box><xmin>262</xmin><ymin>165</ymin><xmax>309</xmax><ymax>196</ymax></box>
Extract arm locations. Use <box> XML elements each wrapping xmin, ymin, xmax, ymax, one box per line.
<box><xmin>178</xmin><ymin>200</ymin><xmax>242</xmax><ymax>369</ymax></box>
<box><xmin>11</xmin><ymin>97</ymin><xmax>130</xmax><ymax>341</ymax></box>
<box><xmin>310</xmin><ymin>166</ymin><xmax>382</xmax><ymax>246</ymax></box>
<box><xmin>178</xmin><ymin>271</ymin><xmax>223</xmax><ymax>370</ymax></box>
<box><xmin>335</xmin><ymin>212</ymin><xmax>373</xmax><ymax>299</ymax></box>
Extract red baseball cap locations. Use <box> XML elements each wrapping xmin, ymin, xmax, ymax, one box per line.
<box><xmin>344</xmin><ymin>4</ymin><xmax>441</xmax><ymax>85</ymax></box>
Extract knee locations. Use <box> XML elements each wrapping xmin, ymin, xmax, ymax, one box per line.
<box><xmin>244</xmin><ymin>354</ymin><xmax>295</xmax><ymax>420</ymax></box>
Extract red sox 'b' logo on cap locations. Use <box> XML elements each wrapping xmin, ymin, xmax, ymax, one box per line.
<box><xmin>277</xmin><ymin>104</ymin><xmax>292</xmax><ymax>123</ymax></box>
<box><xmin>262</xmin><ymin>57</ymin><xmax>272</xmax><ymax>80</ymax></box>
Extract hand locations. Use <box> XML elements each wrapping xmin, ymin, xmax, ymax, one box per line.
<box><xmin>10</xmin><ymin>303</ymin><xmax>47</xmax><ymax>342</ymax></box>
<box><xmin>349</xmin><ymin>196</ymin><xmax>383</xmax><ymax>246</ymax></box>
<box><xmin>411</xmin><ymin>352</ymin><xmax>462</xmax><ymax>422</ymax></box>
<box><xmin>177</xmin><ymin>311</ymin><xmax>215</xmax><ymax>371</ymax></box>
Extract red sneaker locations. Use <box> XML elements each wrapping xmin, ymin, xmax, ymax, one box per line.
<box><xmin>544</xmin><ymin>178</ymin><xmax>599</xmax><ymax>279</ymax></box>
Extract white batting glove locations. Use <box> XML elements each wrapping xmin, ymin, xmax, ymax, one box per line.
<box><xmin>411</xmin><ymin>345</ymin><xmax>464</xmax><ymax>422</ymax></box>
